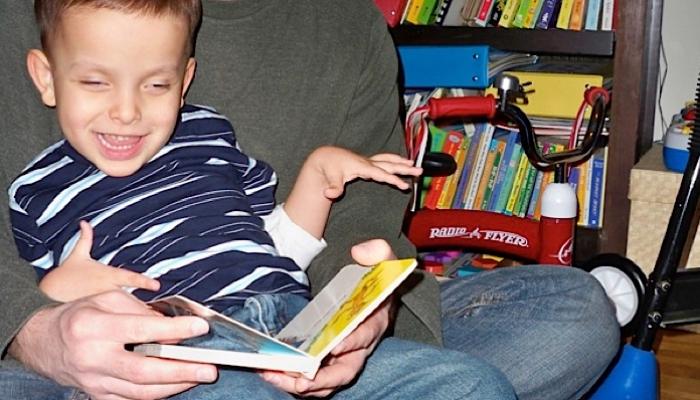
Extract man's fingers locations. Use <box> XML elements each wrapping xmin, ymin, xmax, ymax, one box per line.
<box><xmin>106</xmin><ymin>352</ymin><xmax>217</xmax><ymax>386</ymax></box>
<box><xmin>83</xmin><ymin>374</ymin><xmax>200</xmax><ymax>400</ymax></box>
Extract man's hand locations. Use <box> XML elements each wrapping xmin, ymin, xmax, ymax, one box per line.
<box><xmin>39</xmin><ymin>221</ymin><xmax>160</xmax><ymax>302</ymax></box>
<box><xmin>8</xmin><ymin>290</ymin><xmax>218</xmax><ymax>400</ymax></box>
<box><xmin>259</xmin><ymin>239</ymin><xmax>396</xmax><ymax>397</ymax></box>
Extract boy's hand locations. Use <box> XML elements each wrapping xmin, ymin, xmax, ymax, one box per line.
<box><xmin>39</xmin><ymin>221</ymin><xmax>160</xmax><ymax>302</ymax></box>
<box><xmin>312</xmin><ymin>146</ymin><xmax>422</xmax><ymax>199</ymax></box>
<box><xmin>259</xmin><ymin>239</ymin><xmax>395</xmax><ymax>397</ymax></box>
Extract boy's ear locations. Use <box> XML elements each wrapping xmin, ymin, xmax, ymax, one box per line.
<box><xmin>180</xmin><ymin>57</ymin><xmax>196</xmax><ymax>107</ymax></box>
<box><xmin>26</xmin><ymin>49</ymin><xmax>57</xmax><ymax>107</ymax></box>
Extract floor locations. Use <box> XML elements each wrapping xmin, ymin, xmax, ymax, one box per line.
<box><xmin>657</xmin><ymin>329</ymin><xmax>700</xmax><ymax>400</ymax></box>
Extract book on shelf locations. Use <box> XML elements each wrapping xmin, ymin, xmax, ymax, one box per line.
<box><xmin>514</xmin><ymin>155</ymin><xmax>539</xmax><ymax>217</ymax></box>
<box><xmin>600</xmin><ymin>0</ymin><xmax>614</xmax><ymax>31</ymax></box>
<box><xmin>494</xmin><ymin>139</ymin><xmax>523</xmax><ymax>213</ymax></box>
<box><xmin>437</xmin><ymin>130</ymin><xmax>468</xmax><ymax>208</ymax></box>
<box><xmin>497</xmin><ymin>0</ymin><xmax>521</xmax><ymax>28</ymax></box>
<box><xmin>473</xmin><ymin>137</ymin><xmax>500</xmax><ymax>209</ymax></box>
<box><xmin>584</xmin><ymin>0</ymin><xmax>602</xmax><ymax>30</ymax></box>
<box><xmin>452</xmin><ymin>123</ymin><xmax>482</xmax><ymax>208</ymax></box>
<box><xmin>487</xmin><ymin>130</ymin><xmax>519</xmax><ymax>211</ymax></box>
<box><xmin>423</xmin><ymin>127</ymin><xmax>463</xmax><ymax>209</ymax></box>
<box><xmin>522</xmin><ymin>0</ymin><xmax>545</xmax><ymax>28</ymax></box>
<box><xmin>587</xmin><ymin>147</ymin><xmax>607</xmax><ymax>227</ymax></box>
<box><xmin>504</xmin><ymin>151</ymin><xmax>530</xmax><ymax>215</ymax></box>
<box><xmin>373</xmin><ymin>0</ymin><xmax>411</xmax><ymax>26</ymax></box>
<box><xmin>404</xmin><ymin>0</ymin><xmax>426</xmax><ymax>24</ymax></box>
<box><xmin>511</xmin><ymin>0</ymin><xmax>532</xmax><ymax>28</ymax></box>
<box><xmin>488</xmin><ymin>0</ymin><xmax>508</xmax><ymax>26</ymax></box>
<box><xmin>555</xmin><ymin>0</ymin><xmax>575</xmax><ymax>29</ymax></box>
<box><xmin>567</xmin><ymin>0</ymin><xmax>586</xmax><ymax>31</ymax></box>
<box><xmin>135</xmin><ymin>259</ymin><xmax>418</xmax><ymax>379</ymax></box>
<box><xmin>535</xmin><ymin>0</ymin><xmax>561</xmax><ymax>29</ymax></box>
<box><xmin>478</xmin><ymin>134</ymin><xmax>507</xmax><ymax>210</ymax></box>
<box><xmin>473</xmin><ymin>0</ymin><xmax>497</xmax><ymax>26</ymax></box>
<box><xmin>417</xmin><ymin>0</ymin><xmax>441</xmax><ymax>24</ymax></box>
<box><xmin>463</xmin><ymin>123</ymin><xmax>495</xmax><ymax>209</ymax></box>
<box><xmin>440</xmin><ymin>0</ymin><xmax>470</xmax><ymax>25</ymax></box>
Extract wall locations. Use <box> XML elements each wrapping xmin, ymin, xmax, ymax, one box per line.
<box><xmin>653</xmin><ymin>0</ymin><xmax>700</xmax><ymax>141</ymax></box>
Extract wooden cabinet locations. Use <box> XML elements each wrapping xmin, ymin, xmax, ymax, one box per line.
<box><xmin>391</xmin><ymin>0</ymin><xmax>663</xmax><ymax>261</ymax></box>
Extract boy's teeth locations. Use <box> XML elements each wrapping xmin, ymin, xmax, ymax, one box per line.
<box><xmin>98</xmin><ymin>133</ymin><xmax>141</xmax><ymax>150</ymax></box>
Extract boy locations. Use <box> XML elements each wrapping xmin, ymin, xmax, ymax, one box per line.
<box><xmin>11</xmin><ymin>0</ymin><xmax>421</xmax><ymax>320</ymax></box>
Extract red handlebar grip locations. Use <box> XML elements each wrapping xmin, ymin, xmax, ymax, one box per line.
<box><xmin>427</xmin><ymin>94</ymin><xmax>497</xmax><ymax>120</ymax></box>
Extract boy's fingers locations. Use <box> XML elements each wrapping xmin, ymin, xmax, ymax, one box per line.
<box><xmin>112</xmin><ymin>268</ymin><xmax>161</xmax><ymax>291</ymax></box>
<box><xmin>73</xmin><ymin>220</ymin><xmax>94</xmax><ymax>256</ymax></box>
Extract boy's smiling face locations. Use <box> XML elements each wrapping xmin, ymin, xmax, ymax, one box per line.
<box><xmin>27</xmin><ymin>6</ymin><xmax>196</xmax><ymax>177</ymax></box>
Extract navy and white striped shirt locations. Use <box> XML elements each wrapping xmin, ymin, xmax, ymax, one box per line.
<box><xmin>9</xmin><ymin>104</ymin><xmax>309</xmax><ymax>311</ymax></box>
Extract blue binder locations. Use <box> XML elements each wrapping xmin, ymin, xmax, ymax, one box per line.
<box><xmin>397</xmin><ymin>45</ymin><xmax>489</xmax><ymax>89</ymax></box>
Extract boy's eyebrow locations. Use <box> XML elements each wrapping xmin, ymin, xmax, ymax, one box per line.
<box><xmin>67</xmin><ymin>61</ymin><xmax>181</xmax><ymax>76</ymax></box>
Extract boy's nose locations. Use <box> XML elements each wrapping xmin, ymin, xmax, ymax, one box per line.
<box><xmin>109</xmin><ymin>92</ymin><xmax>141</xmax><ymax>124</ymax></box>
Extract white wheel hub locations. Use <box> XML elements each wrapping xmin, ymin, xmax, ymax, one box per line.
<box><xmin>589</xmin><ymin>266</ymin><xmax>639</xmax><ymax>327</ymax></box>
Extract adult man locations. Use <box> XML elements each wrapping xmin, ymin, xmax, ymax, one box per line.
<box><xmin>0</xmin><ymin>1</ymin><xmax>619</xmax><ymax>399</ymax></box>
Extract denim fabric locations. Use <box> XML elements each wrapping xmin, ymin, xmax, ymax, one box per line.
<box><xmin>0</xmin><ymin>293</ymin><xmax>516</xmax><ymax>399</ymax></box>
<box><xmin>440</xmin><ymin>265</ymin><xmax>620</xmax><ymax>400</ymax></box>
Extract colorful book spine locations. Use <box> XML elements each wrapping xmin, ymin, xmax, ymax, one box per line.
<box><xmin>584</xmin><ymin>0</ymin><xmax>601</xmax><ymax>30</ymax></box>
<box><xmin>487</xmin><ymin>131</ymin><xmax>518</xmax><ymax>211</ymax></box>
<box><xmin>505</xmin><ymin>151</ymin><xmax>529</xmax><ymax>216</ymax></box>
<box><xmin>493</xmin><ymin>138</ymin><xmax>522</xmax><ymax>213</ymax></box>
<box><xmin>433</xmin><ymin>0</ymin><xmax>453</xmax><ymax>25</ymax></box>
<box><xmin>437</xmin><ymin>131</ymin><xmax>468</xmax><ymax>208</ymax></box>
<box><xmin>405</xmin><ymin>0</ymin><xmax>426</xmax><ymax>24</ymax></box>
<box><xmin>511</xmin><ymin>0</ymin><xmax>532</xmax><ymax>28</ymax></box>
<box><xmin>535</xmin><ymin>0</ymin><xmax>560</xmax><ymax>29</ymax></box>
<box><xmin>526</xmin><ymin>142</ymin><xmax>552</xmax><ymax>218</ymax></box>
<box><xmin>515</xmin><ymin>158</ymin><xmax>538</xmax><ymax>217</ymax></box>
<box><xmin>423</xmin><ymin>128</ymin><xmax>461</xmax><ymax>209</ymax></box>
<box><xmin>452</xmin><ymin>124</ymin><xmax>480</xmax><ymax>208</ymax></box>
<box><xmin>522</xmin><ymin>0</ymin><xmax>544</xmax><ymax>28</ymax></box>
<box><xmin>474</xmin><ymin>0</ymin><xmax>497</xmax><ymax>27</ymax></box>
<box><xmin>600</xmin><ymin>0</ymin><xmax>614</xmax><ymax>31</ymax></box>
<box><xmin>568</xmin><ymin>0</ymin><xmax>586</xmax><ymax>30</ymax></box>
<box><xmin>480</xmin><ymin>139</ymin><xmax>507</xmax><ymax>210</ymax></box>
<box><xmin>463</xmin><ymin>124</ymin><xmax>495</xmax><ymax>209</ymax></box>
<box><xmin>555</xmin><ymin>0</ymin><xmax>575</xmax><ymax>29</ymax></box>
<box><xmin>575</xmin><ymin>160</ymin><xmax>589</xmax><ymax>225</ymax></box>
<box><xmin>498</xmin><ymin>0</ymin><xmax>521</xmax><ymax>28</ymax></box>
<box><xmin>417</xmin><ymin>0</ymin><xmax>440</xmax><ymax>24</ymax></box>
<box><xmin>587</xmin><ymin>148</ymin><xmax>607</xmax><ymax>227</ymax></box>
<box><xmin>474</xmin><ymin>139</ymin><xmax>500</xmax><ymax>210</ymax></box>
<box><xmin>488</xmin><ymin>0</ymin><xmax>508</xmax><ymax>26</ymax></box>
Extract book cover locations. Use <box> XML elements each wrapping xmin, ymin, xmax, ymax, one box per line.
<box><xmin>452</xmin><ymin>123</ymin><xmax>481</xmax><ymax>208</ymax></box>
<box><xmin>437</xmin><ymin>130</ymin><xmax>467</xmax><ymax>208</ymax></box>
<box><xmin>135</xmin><ymin>259</ymin><xmax>417</xmax><ymax>379</ymax></box>
<box><xmin>555</xmin><ymin>0</ymin><xmax>575</xmax><ymax>29</ymax></box>
<box><xmin>484</xmin><ymin>71</ymin><xmax>604</xmax><ymax>119</ymax></box>
<box><xmin>526</xmin><ymin>142</ymin><xmax>552</xmax><ymax>218</ymax></box>
<box><xmin>487</xmin><ymin>130</ymin><xmax>518</xmax><ymax>211</ymax></box>
<box><xmin>497</xmin><ymin>0</ymin><xmax>521</xmax><ymax>28</ymax></box>
<box><xmin>511</xmin><ymin>0</ymin><xmax>532</xmax><ymax>28</ymax></box>
<box><xmin>418</xmin><ymin>124</ymin><xmax>449</xmax><ymax>208</ymax></box>
<box><xmin>463</xmin><ymin>124</ymin><xmax>496</xmax><ymax>209</ymax></box>
<box><xmin>588</xmin><ymin>147</ymin><xmax>607</xmax><ymax>227</ymax></box>
<box><xmin>568</xmin><ymin>0</ymin><xmax>586</xmax><ymax>31</ymax></box>
<box><xmin>535</xmin><ymin>0</ymin><xmax>560</xmax><ymax>29</ymax></box>
<box><xmin>505</xmin><ymin>151</ymin><xmax>529</xmax><ymax>216</ymax></box>
<box><xmin>584</xmin><ymin>0</ymin><xmax>601</xmax><ymax>30</ymax></box>
<box><xmin>522</xmin><ymin>0</ymin><xmax>544</xmax><ymax>28</ymax></box>
<box><xmin>480</xmin><ymin>137</ymin><xmax>507</xmax><ymax>210</ymax></box>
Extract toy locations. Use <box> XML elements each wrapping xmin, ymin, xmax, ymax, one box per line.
<box><xmin>662</xmin><ymin>103</ymin><xmax>695</xmax><ymax>172</ymax></box>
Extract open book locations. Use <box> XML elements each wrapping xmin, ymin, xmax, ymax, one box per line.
<box><xmin>134</xmin><ymin>258</ymin><xmax>417</xmax><ymax>378</ymax></box>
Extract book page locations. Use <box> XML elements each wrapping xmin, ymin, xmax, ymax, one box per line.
<box><xmin>276</xmin><ymin>259</ymin><xmax>417</xmax><ymax>359</ymax></box>
<box><xmin>148</xmin><ymin>295</ymin><xmax>304</xmax><ymax>356</ymax></box>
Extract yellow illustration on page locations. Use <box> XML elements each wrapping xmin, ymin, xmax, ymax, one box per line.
<box><xmin>305</xmin><ymin>259</ymin><xmax>414</xmax><ymax>357</ymax></box>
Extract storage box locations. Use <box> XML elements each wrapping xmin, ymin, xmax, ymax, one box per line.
<box><xmin>627</xmin><ymin>144</ymin><xmax>700</xmax><ymax>274</ymax></box>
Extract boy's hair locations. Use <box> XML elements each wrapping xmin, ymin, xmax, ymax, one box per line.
<box><xmin>34</xmin><ymin>0</ymin><xmax>202</xmax><ymax>57</ymax></box>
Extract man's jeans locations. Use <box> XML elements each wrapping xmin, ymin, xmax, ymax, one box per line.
<box><xmin>0</xmin><ymin>293</ymin><xmax>516</xmax><ymax>400</ymax></box>
<box><xmin>440</xmin><ymin>265</ymin><xmax>620</xmax><ymax>400</ymax></box>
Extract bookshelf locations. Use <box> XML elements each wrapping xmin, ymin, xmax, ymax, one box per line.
<box><xmin>391</xmin><ymin>0</ymin><xmax>663</xmax><ymax>263</ymax></box>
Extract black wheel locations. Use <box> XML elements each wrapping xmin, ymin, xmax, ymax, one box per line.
<box><xmin>579</xmin><ymin>253</ymin><xmax>647</xmax><ymax>337</ymax></box>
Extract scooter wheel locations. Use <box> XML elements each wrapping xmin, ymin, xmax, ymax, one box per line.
<box><xmin>579</xmin><ymin>253</ymin><xmax>647</xmax><ymax>337</ymax></box>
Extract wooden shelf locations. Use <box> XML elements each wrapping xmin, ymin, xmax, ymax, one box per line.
<box><xmin>390</xmin><ymin>26</ymin><xmax>615</xmax><ymax>57</ymax></box>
